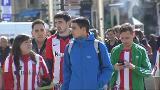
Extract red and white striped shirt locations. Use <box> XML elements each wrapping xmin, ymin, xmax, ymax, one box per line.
<box><xmin>116</xmin><ymin>50</ymin><xmax>132</xmax><ymax>90</ymax></box>
<box><xmin>152</xmin><ymin>49</ymin><xmax>160</xmax><ymax>76</ymax></box>
<box><xmin>46</xmin><ymin>34</ymin><xmax>72</xmax><ymax>84</ymax></box>
<box><xmin>3</xmin><ymin>54</ymin><xmax>49</xmax><ymax>90</ymax></box>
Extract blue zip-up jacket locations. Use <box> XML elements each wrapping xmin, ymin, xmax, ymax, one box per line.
<box><xmin>62</xmin><ymin>33</ymin><xmax>113</xmax><ymax>90</ymax></box>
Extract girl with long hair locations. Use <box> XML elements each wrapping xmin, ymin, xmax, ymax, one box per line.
<box><xmin>3</xmin><ymin>34</ymin><xmax>50</xmax><ymax>90</ymax></box>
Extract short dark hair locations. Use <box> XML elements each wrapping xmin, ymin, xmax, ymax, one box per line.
<box><xmin>32</xmin><ymin>19</ymin><xmax>45</xmax><ymax>29</ymax></box>
<box><xmin>120</xmin><ymin>23</ymin><xmax>134</xmax><ymax>34</ymax></box>
<box><xmin>113</xmin><ymin>25</ymin><xmax>121</xmax><ymax>33</ymax></box>
<box><xmin>54</xmin><ymin>11</ymin><xmax>71</xmax><ymax>22</ymax></box>
<box><xmin>71</xmin><ymin>17</ymin><xmax>90</xmax><ymax>33</ymax></box>
<box><xmin>106</xmin><ymin>28</ymin><xmax>115</xmax><ymax>34</ymax></box>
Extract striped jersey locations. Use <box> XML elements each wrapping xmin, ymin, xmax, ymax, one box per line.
<box><xmin>3</xmin><ymin>54</ymin><xmax>49</xmax><ymax>90</ymax></box>
<box><xmin>152</xmin><ymin>49</ymin><xmax>160</xmax><ymax>76</ymax></box>
<box><xmin>46</xmin><ymin>34</ymin><xmax>72</xmax><ymax>84</ymax></box>
<box><xmin>116</xmin><ymin>50</ymin><xmax>132</xmax><ymax>90</ymax></box>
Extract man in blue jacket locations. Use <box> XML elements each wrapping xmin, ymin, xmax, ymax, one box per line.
<box><xmin>62</xmin><ymin>17</ymin><xmax>113</xmax><ymax>90</ymax></box>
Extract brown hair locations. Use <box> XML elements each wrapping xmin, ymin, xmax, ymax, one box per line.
<box><xmin>71</xmin><ymin>17</ymin><xmax>90</xmax><ymax>33</ymax></box>
<box><xmin>11</xmin><ymin>34</ymin><xmax>36</xmax><ymax>75</ymax></box>
<box><xmin>106</xmin><ymin>28</ymin><xmax>115</xmax><ymax>34</ymax></box>
<box><xmin>120</xmin><ymin>23</ymin><xmax>134</xmax><ymax>34</ymax></box>
<box><xmin>32</xmin><ymin>19</ymin><xmax>45</xmax><ymax>29</ymax></box>
<box><xmin>54</xmin><ymin>11</ymin><xmax>71</xmax><ymax>22</ymax></box>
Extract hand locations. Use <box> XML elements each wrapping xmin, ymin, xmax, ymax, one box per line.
<box><xmin>124</xmin><ymin>61</ymin><xmax>135</xmax><ymax>70</ymax></box>
<box><xmin>114</xmin><ymin>63</ymin><xmax>125</xmax><ymax>70</ymax></box>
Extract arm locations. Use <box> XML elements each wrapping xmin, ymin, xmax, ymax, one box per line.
<box><xmin>39</xmin><ymin>56</ymin><xmax>52</xmax><ymax>86</ymax></box>
<box><xmin>132</xmin><ymin>48</ymin><xmax>152</xmax><ymax>77</ymax></box>
<box><xmin>98</xmin><ymin>42</ymin><xmax>113</xmax><ymax>88</ymax></box>
<box><xmin>45</xmin><ymin>37</ymin><xmax>54</xmax><ymax>79</ymax></box>
<box><xmin>4</xmin><ymin>72</ymin><xmax>14</xmax><ymax>89</ymax></box>
<box><xmin>3</xmin><ymin>55</ymin><xmax>14</xmax><ymax>89</ymax></box>
<box><xmin>109</xmin><ymin>46</ymin><xmax>121</xmax><ymax>87</ymax></box>
<box><xmin>61</xmin><ymin>45</ymin><xmax>71</xmax><ymax>90</ymax></box>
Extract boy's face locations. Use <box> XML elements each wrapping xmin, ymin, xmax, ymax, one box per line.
<box><xmin>120</xmin><ymin>31</ymin><xmax>134</xmax><ymax>48</ymax></box>
<box><xmin>32</xmin><ymin>24</ymin><xmax>46</xmax><ymax>42</ymax></box>
<box><xmin>54</xmin><ymin>18</ymin><xmax>69</xmax><ymax>34</ymax></box>
<box><xmin>107</xmin><ymin>31</ymin><xmax>116</xmax><ymax>40</ymax></box>
<box><xmin>71</xmin><ymin>23</ymin><xmax>85</xmax><ymax>39</ymax></box>
<box><xmin>0</xmin><ymin>38</ymin><xmax>8</xmax><ymax>48</ymax></box>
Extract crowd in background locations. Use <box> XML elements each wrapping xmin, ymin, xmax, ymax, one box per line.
<box><xmin>0</xmin><ymin>11</ymin><xmax>159</xmax><ymax>90</ymax></box>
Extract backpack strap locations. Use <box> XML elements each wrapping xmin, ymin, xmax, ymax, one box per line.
<box><xmin>94</xmin><ymin>39</ymin><xmax>103</xmax><ymax>70</ymax></box>
<box><xmin>68</xmin><ymin>39</ymin><xmax>100</xmax><ymax>54</ymax></box>
<box><xmin>94</xmin><ymin>39</ymin><xmax>99</xmax><ymax>53</ymax></box>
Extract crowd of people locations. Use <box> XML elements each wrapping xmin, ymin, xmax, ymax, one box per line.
<box><xmin>0</xmin><ymin>11</ymin><xmax>159</xmax><ymax>90</ymax></box>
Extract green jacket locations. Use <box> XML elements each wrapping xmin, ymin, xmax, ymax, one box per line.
<box><xmin>110</xmin><ymin>43</ymin><xmax>152</xmax><ymax>90</ymax></box>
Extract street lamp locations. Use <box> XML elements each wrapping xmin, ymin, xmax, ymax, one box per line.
<box><xmin>98</xmin><ymin>0</ymin><xmax>105</xmax><ymax>42</ymax></box>
<box><xmin>0</xmin><ymin>8</ymin><xmax>1</xmax><ymax>21</ymax></box>
<box><xmin>48</xmin><ymin>0</ymin><xmax>54</xmax><ymax>27</ymax></box>
<box><xmin>156</xmin><ymin>2</ymin><xmax>160</xmax><ymax>35</ymax></box>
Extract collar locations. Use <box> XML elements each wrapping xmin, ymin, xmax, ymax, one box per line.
<box><xmin>21</xmin><ymin>54</ymin><xmax>30</xmax><ymax>62</ymax></box>
<box><xmin>56</xmin><ymin>33</ymin><xmax>72</xmax><ymax>40</ymax></box>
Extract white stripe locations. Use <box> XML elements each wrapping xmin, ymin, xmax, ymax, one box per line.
<box><xmin>155</xmin><ymin>51</ymin><xmax>160</xmax><ymax>76</ymax></box>
<box><xmin>28</xmin><ymin>60</ymin><xmax>33</xmax><ymax>89</ymax></box>
<box><xmin>41</xmin><ymin>57</ymin><xmax>49</xmax><ymax>73</ymax></box>
<box><xmin>20</xmin><ymin>60</ymin><xmax>24</xmax><ymax>90</ymax></box>
<box><xmin>4</xmin><ymin>56</ymin><xmax>10</xmax><ymax>72</ymax></box>
<box><xmin>35</xmin><ymin>54</ymin><xmax>40</xmax><ymax>89</ymax></box>
<box><xmin>116</xmin><ymin>72</ymin><xmax>120</xmax><ymax>89</ymax></box>
<box><xmin>12</xmin><ymin>61</ymin><xmax>17</xmax><ymax>90</ymax></box>
<box><xmin>52</xmin><ymin>38</ymin><xmax>61</xmax><ymax>84</ymax></box>
<box><xmin>53</xmin><ymin>57</ymin><xmax>61</xmax><ymax>84</ymax></box>
<box><xmin>124</xmin><ymin>51</ymin><xmax>130</xmax><ymax>90</ymax></box>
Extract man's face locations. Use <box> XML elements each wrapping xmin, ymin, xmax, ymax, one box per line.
<box><xmin>54</xmin><ymin>18</ymin><xmax>69</xmax><ymax>34</ymax></box>
<box><xmin>71</xmin><ymin>23</ymin><xmax>85</xmax><ymax>39</ymax></box>
<box><xmin>0</xmin><ymin>38</ymin><xmax>8</xmax><ymax>48</ymax></box>
<box><xmin>120</xmin><ymin>31</ymin><xmax>134</xmax><ymax>48</ymax></box>
<box><xmin>32</xmin><ymin>24</ymin><xmax>46</xmax><ymax>42</ymax></box>
<box><xmin>107</xmin><ymin>31</ymin><xmax>116</xmax><ymax>40</ymax></box>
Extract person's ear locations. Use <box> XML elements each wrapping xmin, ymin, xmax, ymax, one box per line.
<box><xmin>67</xmin><ymin>20</ymin><xmax>71</xmax><ymax>28</ymax></box>
<box><xmin>31</xmin><ymin>30</ymin><xmax>34</xmax><ymax>37</ymax></box>
<box><xmin>82</xmin><ymin>27</ymin><xmax>87</xmax><ymax>32</ymax></box>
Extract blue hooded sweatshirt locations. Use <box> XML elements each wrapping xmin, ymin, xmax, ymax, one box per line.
<box><xmin>62</xmin><ymin>33</ymin><xmax>113</xmax><ymax>90</ymax></box>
